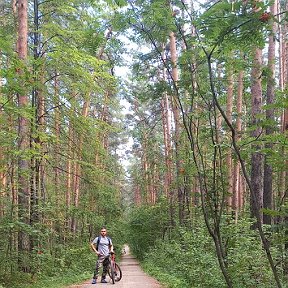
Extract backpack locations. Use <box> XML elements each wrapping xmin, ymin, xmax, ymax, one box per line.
<box><xmin>96</xmin><ymin>235</ymin><xmax>111</xmax><ymax>250</ymax></box>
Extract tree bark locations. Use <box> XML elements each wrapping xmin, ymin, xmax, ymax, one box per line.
<box><xmin>278</xmin><ymin>0</ymin><xmax>288</xmax><ymax>275</ymax></box>
<box><xmin>233</xmin><ymin>69</ymin><xmax>244</xmax><ymax>219</ymax></box>
<box><xmin>16</xmin><ymin>0</ymin><xmax>31</xmax><ymax>272</ymax></box>
<box><xmin>250</xmin><ymin>47</ymin><xmax>263</xmax><ymax>224</ymax></box>
<box><xmin>0</xmin><ymin>52</ymin><xmax>7</xmax><ymax>218</ymax></box>
<box><xmin>71</xmin><ymin>96</ymin><xmax>90</xmax><ymax>233</ymax></box>
<box><xmin>161</xmin><ymin>94</ymin><xmax>172</xmax><ymax>198</ymax></box>
<box><xmin>66</xmin><ymin>120</ymin><xmax>72</xmax><ymax>230</ymax></box>
<box><xmin>263</xmin><ymin>1</ymin><xmax>276</xmax><ymax>225</ymax></box>
<box><xmin>169</xmin><ymin>31</ymin><xmax>183</xmax><ymax>225</ymax></box>
<box><xmin>226</xmin><ymin>70</ymin><xmax>233</xmax><ymax>211</ymax></box>
<box><xmin>161</xmin><ymin>47</ymin><xmax>173</xmax><ymax>199</ymax></box>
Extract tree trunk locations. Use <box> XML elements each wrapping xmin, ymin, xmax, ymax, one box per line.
<box><xmin>161</xmin><ymin>94</ymin><xmax>172</xmax><ymax>198</ymax></box>
<box><xmin>250</xmin><ymin>47</ymin><xmax>263</xmax><ymax>224</ymax></box>
<box><xmin>169</xmin><ymin>31</ymin><xmax>183</xmax><ymax>225</ymax></box>
<box><xmin>30</xmin><ymin>0</ymin><xmax>45</xmax><ymax>235</ymax></box>
<box><xmin>233</xmin><ymin>69</ymin><xmax>244</xmax><ymax>219</ymax></box>
<box><xmin>278</xmin><ymin>0</ymin><xmax>288</xmax><ymax>275</ymax></box>
<box><xmin>0</xmin><ymin>54</ymin><xmax>7</xmax><ymax>218</ymax></box>
<box><xmin>71</xmin><ymin>97</ymin><xmax>90</xmax><ymax>233</ymax></box>
<box><xmin>142</xmin><ymin>135</ymin><xmax>150</xmax><ymax>204</ymax></box>
<box><xmin>53</xmin><ymin>75</ymin><xmax>61</xmax><ymax>234</ymax></box>
<box><xmin>16</xmin><ymin>0</ymin><xmax>31</xmax><ymax>272</ymax></box>
<box><xmin>66</xmin><ymin>120</ymin><xmax>72</xmax><ymax>231</ymax></box>
<box><xmin>161</xmin><ymin>46</ymin><xmax>173</xmax><ymax>199</ymax></box>
<box><xmin>226</xmin><ymin>70</ymin><xmax>233</xmax><ymax>211</ymax></box>
<box><xmin>263</xmin><ymin>1</ymin><xmax>276</xmax><ymax>225</ymax></box>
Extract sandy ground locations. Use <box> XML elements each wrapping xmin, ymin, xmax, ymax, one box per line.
<box><xmin>68</xmin><ymin>246</ymin><xmax>163</xmax><ymax>288</ymax></box>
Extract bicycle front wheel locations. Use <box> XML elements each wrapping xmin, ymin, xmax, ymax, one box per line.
<box><xmin>109</xmin><ymin>262</ymin><xmax>115</xmax><ymax>284</ymax></box>
<box><xmin>114</xmin><ymin>263</ymin><xmax>122</xmax><ymax>282</ymax></box>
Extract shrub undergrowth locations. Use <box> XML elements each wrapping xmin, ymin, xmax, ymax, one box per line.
<box><xmin>0</xmin><ymin>219</ymin><xmax>127</xmax><ymax>288</ymax></box>
<box><xmin>128</xmin><ymin>205</ymin><xmax>282</xmax><ymax>287</ymax></box>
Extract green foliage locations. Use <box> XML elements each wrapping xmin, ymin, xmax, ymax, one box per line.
<box><xmin>22</xmin><ymin>272</ymin><xmax>91</xmax><ymax>288</ymax></box>
<box><xmin>133</xmin><ymin>217</ymin><xmax>282</xmax><ymax>288</ymax></box>
<box><xmin>0</xmin><ymin>211</ymin><xmax>128</xmax><ymax>287</ymax></box>
<box><xmin>1</xmin><ymin>0</ymin><xmax>287</xmax><ymax>287</ymax></box>
<box><xmin>223</xmin><ymin>219</ymin><xmax>277</xmax><ymax>287</ymax></box>
<box><xmin>0</xmin><ymin>242</ymin><xmax>95</xmax><ymax>288</ymax></box>
<box><xmin>0</xmin><ymin>1</ymin><xmax>126</xmax><ymax>287</ymax></box>
<box><xmin>140</xmin><ymin>224</ymin><xmax>224</xmax><ymax>288</ymax></box>
<box><xmin>143</xmin><ymin>237</ymin><xmax>222</xmax><ymax>287</ymax></box>
<box><xmin>196</xmin><ymin>0</ymin><xmax>270</xmax><ymax>57</ymax></box>
<box><xmin>127</xmin><ymin>198</ymin><xmax>170</xmax><ymax>259</ymax></box>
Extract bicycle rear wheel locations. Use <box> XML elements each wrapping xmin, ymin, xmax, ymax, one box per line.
<box><xmin>114</xmin><ymin>263</ymin><xmax>122</xmax><ymax>282</ymax></box>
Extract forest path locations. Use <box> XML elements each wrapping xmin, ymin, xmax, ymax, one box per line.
<box><xmin>68</xmin><ymin>245</ymin><xmax>163</xmax><ymax>288</ymax></box>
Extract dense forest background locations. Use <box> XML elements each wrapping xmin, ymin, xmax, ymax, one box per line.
<box><xmin>0</xmin><ymin>0</ymin><xmax>288</xmax><ymax>287</ymax></box>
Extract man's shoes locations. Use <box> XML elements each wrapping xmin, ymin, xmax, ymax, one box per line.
<box><xmin>100</xmin><ymin>279</ymin><xmax>107</xmax><ymax>283</ymax></box>
<box><xmin>92</xmin><ymin>279</ymin><xmax>97</xmax><ymax>284</ymax></box>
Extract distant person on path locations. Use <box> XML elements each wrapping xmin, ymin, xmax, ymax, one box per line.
<box><xmin>90</xmin><ymin>226</ymin><xmax>114</xmax><ymax>284</ymax></box>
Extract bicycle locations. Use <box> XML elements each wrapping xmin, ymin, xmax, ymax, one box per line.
<box><xmin>106</xmin><ymin>252</ymin><xmax>122</xmax><ymax>284</ymax></box>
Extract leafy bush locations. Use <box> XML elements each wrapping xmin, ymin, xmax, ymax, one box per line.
<box><xmin>127</xmin><ymin>199</ymin><xmax>170</xmax><ymax>259</ymax></box>
<box><xmin>223</xmin><ymin>219</ymin><xmax>276</xmax><ymax>287</ymax></box>
<box><xmin>128</xmin><ymin>206</ymin><xmax>283</xmax><ymax>288</ymax></box>
<box><xmin>142</xmin><ymin>227</ymin><xmax>224</xmax><ymax>288</ymax></box>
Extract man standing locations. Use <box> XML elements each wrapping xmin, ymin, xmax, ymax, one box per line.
<box><xmin>90</xmin><ymin>227</ymin><xmax>114</xmax><ymax>284</ymax></box>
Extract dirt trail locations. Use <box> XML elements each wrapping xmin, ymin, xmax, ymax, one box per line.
<box><xmin>68</xmin><ymin>246</ymin><xmax>163</xmax><ymax>288</ymax></box>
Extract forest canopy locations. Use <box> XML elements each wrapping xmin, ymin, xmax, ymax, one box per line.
<box><xmin>0</xmin><ymin>0</ymin><xmax>288</xmax><ymax>287</ymax></box>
